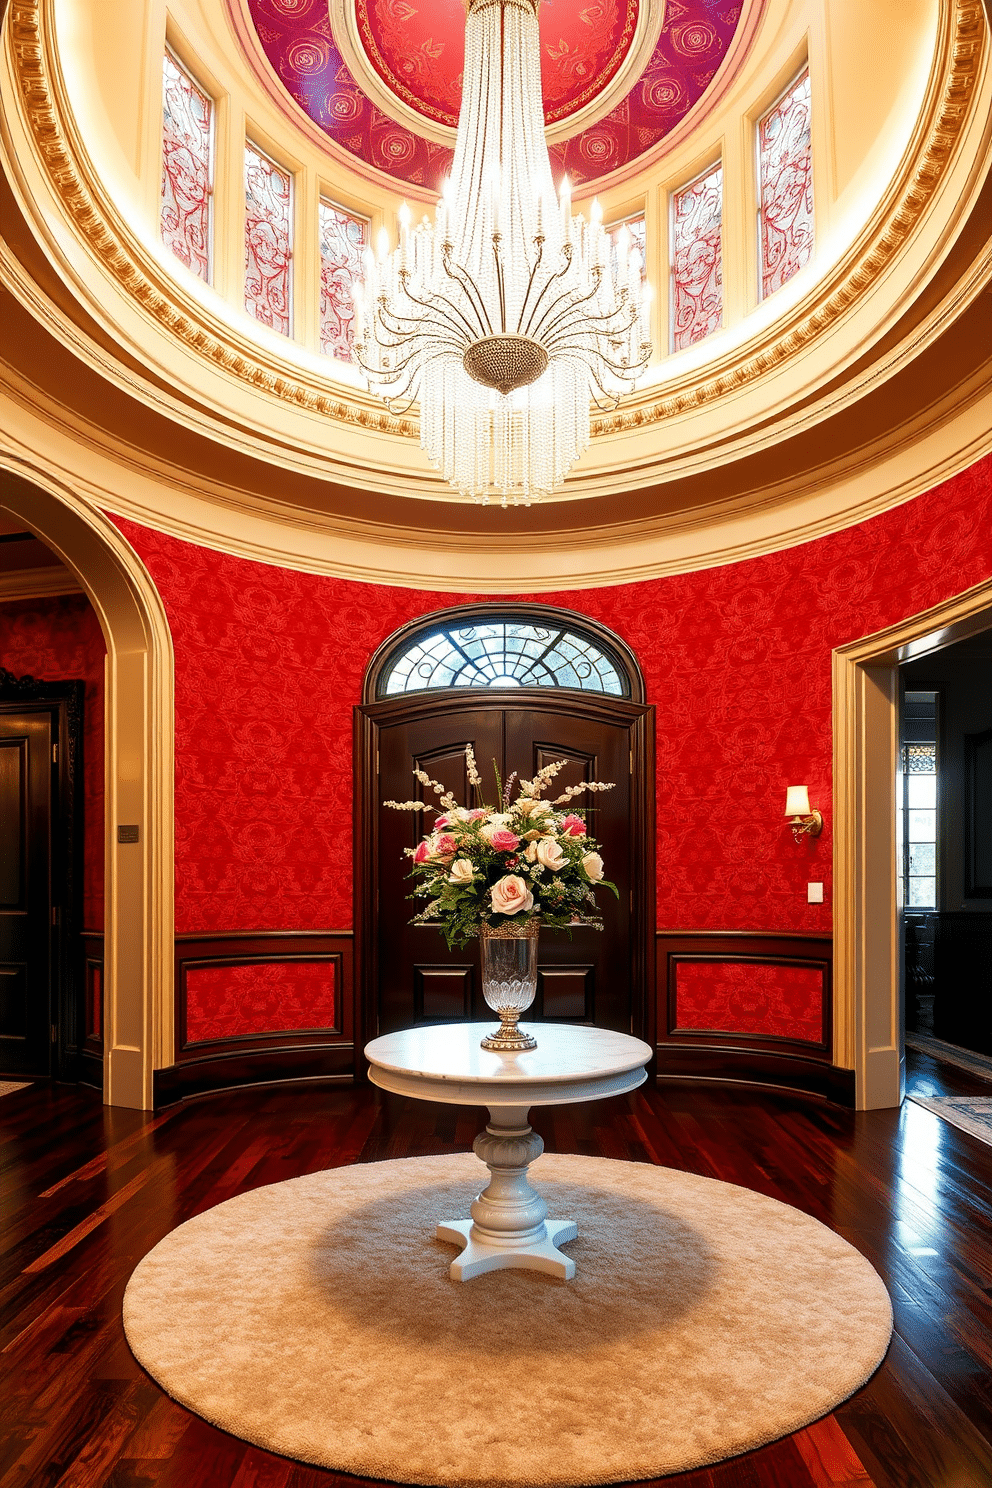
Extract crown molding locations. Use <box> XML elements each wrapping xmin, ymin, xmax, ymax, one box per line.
<box><xmin>2</xmin><ymin>0</ymin><xmax>987</xmax><ymax>497</ymax></box>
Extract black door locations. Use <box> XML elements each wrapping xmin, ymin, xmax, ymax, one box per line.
<box><xmin>0</xmin><ymin>711</ymin><xmax>54</xmax><ymax>1076</ymax></box>
<box><xmin>368</xmin><ymin>692</ymin><xmax>649</xmax><ymax>1039</ymax></box>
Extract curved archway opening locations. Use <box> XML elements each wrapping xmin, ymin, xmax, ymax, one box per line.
<box><xmin>0</xmin><ymin>465</ymin><xmax>174</xmax><ymax>1109</ymax></box>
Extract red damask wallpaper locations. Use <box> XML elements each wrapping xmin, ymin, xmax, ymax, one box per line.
<box><xmin>114</xmin><ymin>452</ymin><xmax>992</xmax><ymax>948</ymax></box>
<box><xmin>184</xmin><ymin>959</ymin><xmax>336</xmax><ymax>1043</ymax></box>
<box><xmin>674</xmin><ymin>959</ymin><xmax>824</xmax><ymax>1043</ymax></box>
<box><xmin>0</xmin><ymin>595</ymin><xmax>106</xmax><ymax>930</ymax></box>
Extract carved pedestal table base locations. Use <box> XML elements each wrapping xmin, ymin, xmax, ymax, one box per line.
<box><xmin>364</xmin><ymin>1023</ymin><xmax>652</xmax><ymax>1282</ymax></box>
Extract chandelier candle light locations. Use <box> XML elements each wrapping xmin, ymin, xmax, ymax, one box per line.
<box><xmin>353</xmin><ymin>0</ymin><xmax>652</xmax><ymax>507</ymax></box>
<box><xmin>385</xmin><ymin>747</ymin><xmax>616</xmax><ymax>1050</ymax></box>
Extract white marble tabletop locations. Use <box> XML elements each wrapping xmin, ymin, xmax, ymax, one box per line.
<box><xmin>365</xmin><ymin>1022</ymin><xmax>652</xmax><ymax>1110</ymax></box>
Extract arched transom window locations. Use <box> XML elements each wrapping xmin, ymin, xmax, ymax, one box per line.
<box><xmin>377</xmin><ymin>616</ymin><xmax>631</xmax><ymax>698</ymax></box>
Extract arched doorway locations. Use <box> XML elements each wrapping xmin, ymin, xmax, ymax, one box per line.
<box><xmin>0</xmin><ymin>464</ymin><xmax>174</xmax><ymax>1109</ymax></box>
<box><xmin>356</xmin><ymin>604</ymin><xmax>655</xmax><ymax>1048</ymax></box>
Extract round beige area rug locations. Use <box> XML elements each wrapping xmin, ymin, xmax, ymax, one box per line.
<box><xmin>123</xmin><ymin>1153</ymin><xmax>891</xmax><ymax>1487</ymax></box>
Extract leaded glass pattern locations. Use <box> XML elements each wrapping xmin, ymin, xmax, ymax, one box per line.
<box><xmin>378</xmin><ymin>619</ymin><xmax>629</xmax><ymax>697</ymax></box>
<box><xmin>758</xmin><ymin>69</ymin><xmax>814</xmax><ymax>299</ymax></box>
<box><xmin>245</xmin><ymin>143</ymin><xmax>292</xmax><ymax>335</ymax></box>
<box><xmin>671</xmin><ymin>165</ymin><xmax>723</xmax><ymax>351</ymax></box>
<box><xmin>319</xmin><ymin>201</ymin><xmax>369</xmax><ymax>361</ymax></box>
<box><xmin>161</xmin><ymin>52</ymin><xmax>212</xmax><ymax>281</ymax></box>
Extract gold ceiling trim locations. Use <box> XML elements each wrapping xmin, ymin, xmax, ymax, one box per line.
<box><xmin>4</xmin><ymin>0</ymin><xmax>987</xmax><ymax>452</ymax></box>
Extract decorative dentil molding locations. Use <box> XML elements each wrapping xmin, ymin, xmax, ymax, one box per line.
<box><xmin>3</xmin><ymin>0</ymin><xmax>988</xmax><ymax>450</ymax></box>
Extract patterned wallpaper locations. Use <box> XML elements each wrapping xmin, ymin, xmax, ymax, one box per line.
<box><xmin>185</xmin><ymin>959</ymin><xmax>337</xmax><ymax>1042</ymax></box>
<box><xmin>0</xmin><ymin>594</ymin><xmax>106</xmax><ymax>930</ymax></box>
<box><xmin>113</xmin><ymin>451</ymin><xmax>992</xmax><ymax>943</ymax></box>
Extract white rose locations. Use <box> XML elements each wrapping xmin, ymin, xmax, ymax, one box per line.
<box><xmin>484</xmin><ymin>813</ymin><xmax>512</xmax><ymax>827</ymax></box>
<box><xmin>449</xmin><ymin>858</ymin><xmax>474</xmax><ymax>883</ymax></box>
<box><xmin>490</xmin><ymin>875</ymin><xmax>535</xmax><ymax>915</ymax></box>
<box><xmin>450</xmin><ymin>807</ymin><xmax>473</xmax><ymax>821</ymax></box>
<box><xmin>517</xmin><ymin>798</ymin><xmax>552</xmax><ymax>818</ymax></box>
<box><xmin>525</xmin><ymin>838</ymin><xmax>566</xmax><ymax>870</ymax></box>
<box><xmin>581</xmin><ymin>851</ymin><xmax>605</xmax><ymax>881</ymax></box>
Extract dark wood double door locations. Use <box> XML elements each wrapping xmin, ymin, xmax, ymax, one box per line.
<box><xmin>361</xmin><ymin>692</ymin><xmax>653</xmax><ymax>1042</ymax></box>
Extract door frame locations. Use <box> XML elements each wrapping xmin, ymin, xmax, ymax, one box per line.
<box><xmin>833</xmin><ymin>574</ymin><xmax>992</xmax><ymax>1108</ymax></box>
<box><xmin>355</xmin><ymin>688</ymin><xmax>656</xmax><ymax>1053</ymax></box>
<box><xmin>0</xmin><ymin>674</ymin><xmax>83</xmax><ymax>1080</ymax></box>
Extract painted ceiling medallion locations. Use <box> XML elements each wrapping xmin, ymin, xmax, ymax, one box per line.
<box><xmin>242</xmin><ymin>0</ymin><xmax>746</xmax><ymax>189</ymax></box>
<box><xmin>352</xmin><ymin>0</ymin><xmax>639</xmax><ymax>130</ymax></box>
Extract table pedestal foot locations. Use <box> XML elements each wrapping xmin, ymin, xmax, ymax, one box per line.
<box><xmin>436</xmin><ymin>1104</ymin><xmax>578</xmax><ymax>1281</ymax></box>
<box><xmin>437</xmin><ymin>1217</ymin><xmax>577</xmax><ymax>1280</ymax></box>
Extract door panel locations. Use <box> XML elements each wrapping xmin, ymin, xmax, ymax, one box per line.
<box><xmin>374</xmin><ymin>701</ymin><xmax>636</xmax><ymax>1037</ymax></box>
<box><xmin>506</xmin><ymin>709</ymin><xmax>631</xmax><ymax>1034</ymax></box>
<box><xmin>0</xmin><ymin>714</ymin><xmax>52</xmax><ymax>1076</ymax></box>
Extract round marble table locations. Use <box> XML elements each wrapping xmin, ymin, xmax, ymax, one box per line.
<box><xmin>364</xmin><ymin>1022</ymin><xmax>652</xmax><ymax>1281</ymax></box>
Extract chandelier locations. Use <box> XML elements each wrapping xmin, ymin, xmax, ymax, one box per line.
<box><xmin>353</xmin><ymin>0</ymin><xmax>652</xmax><ymax>507</ymax></box>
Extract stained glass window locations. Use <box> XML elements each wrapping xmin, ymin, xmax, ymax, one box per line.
<box><xmin>758</xmin><ymin>69</ymin><xmax>814</xmax><ymax>299</ymax></box>
<box><xmin>161</xmin><ymin>51</ymin><xmax>212</xmax><ymax>281</ymax></box>
<box><xmin>245</xmin><ymin>143</ymin><xmax>293</xmax><ymax>335</ymax></box>
<box><xmin>318</xmin><ymin>200</ymin><xmax>369</xmax><ymax>361</ymax></box>
<box><xmin>670</xmin><ymin>165</ymin><xmax>723</xmax><ymax>351</ymax></box>
<box><xmin>377</xmin><ymin>618</ymin><xmax>630</xmax><ymax>697</ymax></box>
<box><xmin>609</xmin><ymin>213</ymin><xmax>646</xmax><ymax>282</ymax></box>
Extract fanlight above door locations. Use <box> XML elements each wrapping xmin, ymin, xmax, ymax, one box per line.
<box><xmin>375</xmin><ymin>613</ymin><xmax>634</xmax><ymax>699</ymax></box>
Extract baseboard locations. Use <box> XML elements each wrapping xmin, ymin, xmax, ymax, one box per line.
<box><xmin>154</xmin><ymin>1042</ymin><xmax>356</xmax><ymax>1107</ymax></box>
<box><xmin>654</xmin><ymin>1043</ymin><xmax>856</xmax><ymax>1106</ymax></box>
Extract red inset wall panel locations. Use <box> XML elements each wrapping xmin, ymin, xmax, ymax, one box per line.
<box><xmin>674</xmin><ymin>959</ymin><xmax>824</xmax><ymax>1043</ymax></box>
<box><xmin>184</xmin><ymin>959</ymin><xmax>337</xmax><ymax>1043</ymax></box>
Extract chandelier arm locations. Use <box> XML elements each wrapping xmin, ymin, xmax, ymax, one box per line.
<box><xmin>553</xmin><ymin>343</ymin><xmax>643</xmax><ymax>381</ymax></box>
<box><xmin>493</xmin><ymin>235</ymin><xmax>507</xmax><ymax>335</ymax></box>
<box><xmin>394</xmin><ymin>281</ymin><xmax>483</xmax><ymax>346</ymax></box>
<box><xmin>527</xmin><ymin>273</ymin><xmax>609</xmax><ymax>343</ymax></box>
<box><xmin>363</xmin><ymin>336</ymin><xmax>464</xmax><ymax>380</ymax></box>
<box><xmin>538</xmin><ymin>291</ymin><xmax>637</xmax><ymax>345</ymax></box>
<box><xmin>375</xmin><ymin>297</ymin><xmax>472</xmax><ymax>343</ymax></box>
<box><xmin>441</xmin><ymin>250</ymin><xmax>494</xmax><ymax>337</ymax></box>
<box><xmin>514</xmin><ymin>234</ymin><xmax>546</xmax><ymax>334</ymax></box>
<box><xmin>518</xmin><ymin>247</ymin><xmax>577</xmax><ymax>338</ymax></box>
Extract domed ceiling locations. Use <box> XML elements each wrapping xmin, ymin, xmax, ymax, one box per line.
<box><xmin>242</xmin><ymin>0</ymin><xmax>746</xmax><ymax>189</ymax></box>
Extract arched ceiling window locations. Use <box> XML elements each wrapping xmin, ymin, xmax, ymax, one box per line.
<box><xmin>374</xmin><ymin>612</ymin><xmax>636</xmax><ymax>699</ymax></box>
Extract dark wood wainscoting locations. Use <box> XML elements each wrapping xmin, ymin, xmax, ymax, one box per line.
<box><xmin>656</xmin><ymin>931</ymin><xmax>853</xmax><ymax>1104</ymax></box>
<box><xmin>77</xmin><ymin>931</ymin><xmax>103</xmax><ymax>1089</ymax></box>
<box><xmin>154</xmin><ymin>931</ymin><xmax>355</xmax><ymax>1106</ymax></box>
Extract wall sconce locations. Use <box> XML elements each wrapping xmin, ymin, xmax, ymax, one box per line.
<box><xmin>785</xmin><ymin>785</ymin><xmax>823</xmax><ymax>842</ymax></box>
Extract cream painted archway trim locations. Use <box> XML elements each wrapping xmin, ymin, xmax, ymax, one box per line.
<box><xmin>0</xmin><ymin>462</ymin><xmax>174</xmax><ymax>1110</ymax></box>
<box><xmin>833</xmin><ymin>575</ymin><xmax>992</xmax><ymax>1110</ymax></box>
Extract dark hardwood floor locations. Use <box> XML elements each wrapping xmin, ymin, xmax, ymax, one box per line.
<box><xmin>2</xmin><ymin>1053</ymin><xmax>992</xmax><ymax>1488</ymax></box>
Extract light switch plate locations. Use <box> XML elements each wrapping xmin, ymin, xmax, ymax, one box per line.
<box><xmin>807</xmin><ymin>882</ymin><xmax>824</xmax><ymax>904</ymax></box>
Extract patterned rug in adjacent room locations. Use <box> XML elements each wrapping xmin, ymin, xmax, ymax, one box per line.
<box><xmin>124</xmin><ymin>1153</ymin><xmax>892</xmax><ymax>1487</ymax></box>
<box><xmin>909</xmin><ymin>1096</ymin><xmax>992</xmax><ymax>1148</ymax></box>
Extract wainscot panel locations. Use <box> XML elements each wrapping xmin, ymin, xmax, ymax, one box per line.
<box><xmin>155</xmin><ymin>932</ymin><xmax>355</xmax><ymax>1106</ymax></box>
<box><xmin>656</xmin><ymin>932</ymin><xmax>852</xmax><ymax>1104</ymax></box>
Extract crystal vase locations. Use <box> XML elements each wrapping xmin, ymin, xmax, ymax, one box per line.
<box><xmin>479</xmin><ymin>920</ymin><xmax>539</xmax><ymax>1051</ymax></box>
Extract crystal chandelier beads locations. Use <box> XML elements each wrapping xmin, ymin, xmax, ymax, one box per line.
<box><xmin>354</xmin><ymin>0</ymin><xmax>652</xmax><ymax>506</ymax></box>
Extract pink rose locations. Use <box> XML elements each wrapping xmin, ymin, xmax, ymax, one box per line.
<box><xmin>413</xmin><ymin>840</ymin><xmax>431</xmax><ymax>864</ymax></box>
<box><xmin>434</xmin><ymin>814</ymin><xmax>451</xmax><ymax>829</ymax></box>
<box><xmin>468</xmin><ymin>808</ymin><xmax>488</xmax><ymax>818</ymax></box>
<box><xmin>487</xmin><ymin>829</ymin><xmax>520</xmax><ymax>852</ymax></box>
<box><xmin>560</xmin><ymin>814</ymin><xmax>586</xmax><ymax>837</ymax></box>
<box><xmin>433</xmin><ymin>834</ymin><xmax>458</xmax><ymax>858</ymax></box>
<box><xmin>490</xmin><ymin>875</ymin><xmax>535</xmax><ymax>915</ymax></box>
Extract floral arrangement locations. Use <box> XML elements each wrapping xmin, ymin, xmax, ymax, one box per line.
<box><xmin>385</xmin><ymin>746</ymin><xmax>617</xmax><ymax>949</ymax></box>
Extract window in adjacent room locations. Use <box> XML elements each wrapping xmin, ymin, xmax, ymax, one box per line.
<box><xmin>670</xmin><ymin>163</ymin><xmax>723</xmax><ymax>351</ymax></box>
<box><xmin>757</xmin><ymin>67</ymin><xmax>814</xmax><ymax>299</ymax></box>
<box><xmin>318</xmin><ymin>200</ymin><xmax>369</xmax><ymax>361</ymax></box>
<box><xmin>901</xmin><ymin>691</ymin><xmax>938</xmax><ymax>909</ymax></box>
<box><xmin>161</xmin><ymin>50</ymin><xmax>213</xmax><ymax>282</ymax></box>
<box><xmin>244</xmin><ymin>142</ymin><xmax>293</xmax><ymax>335</ymax></box>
